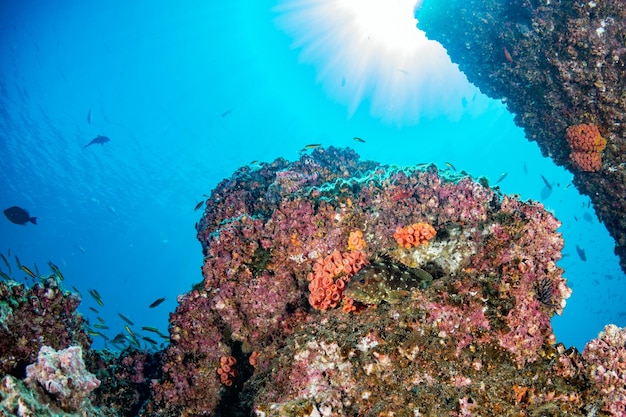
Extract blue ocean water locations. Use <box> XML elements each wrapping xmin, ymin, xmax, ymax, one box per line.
<box><xmin>0</xmin><ymin>0</ymin><xmax>624</xmax><ymax>353</ymax></box>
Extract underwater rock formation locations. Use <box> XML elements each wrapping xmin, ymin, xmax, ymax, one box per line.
<box><xmin>147</xmin><ymin>147</ymin><xmax>610</xmax><ymax>415</ymax></box>
<box><xmin>416</xmin><ymin>0</ymin><xmax>626</xmax><ymax>275</ymax></box>
<box><xmin>2</xmin><ymin>148</ymin><xmax>626</xmax><ymax>415</ymax></box>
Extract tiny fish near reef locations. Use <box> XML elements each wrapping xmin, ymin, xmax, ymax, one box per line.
<box><xmin>344</xmin><ymin>255</ymin><xmax>433</xmax><ymax>304</ymax></box>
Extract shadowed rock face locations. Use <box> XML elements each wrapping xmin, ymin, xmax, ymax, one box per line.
<box><xmin>416</xmin><ymin>0</ymin><xmax>626</xmax><ymax>274</ymax></box>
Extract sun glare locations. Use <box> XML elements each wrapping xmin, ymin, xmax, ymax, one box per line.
<box><xmin>337</xmin><ymin>0</ymin><xmax>422</xmax><ymax>54</ymax></box>
<box><xmin>274</xmin><ymin>0</ymin><xmax>477</xmax><ymax>125</ymax></box>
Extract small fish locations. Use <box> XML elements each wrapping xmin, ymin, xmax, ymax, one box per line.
<box><xmin>34</xmin><ymin>264</ymin><xmax>40</xmax><ymax>276</ymax></box>
<box><xmin>74</xmin><ymin>245</ymin><xmax>86</xmax><ymax>254</ymax></box>
<box><xmin>124</xmin><ymin>325</ymin><xmax>136</xmax><ymax>338</ymax></box>
<box><xmin>112</xmin><ymin>333</ymin><xmax>127</xmax><ymax>344</ymax></box>
<box><xmin>583</xmin><ymin>212</ymin><xmax>593</xmax><ymax>223</ymax></box>
<box><xmin>87</xmin><ymin>330</ymin><xmax>103</xmax><ymax>338</ymax></box>
<box><xmin>392</xmin><ymin>191</ymin><xmax>413</xmax><ymax>202</ymax></box>
<box><xmin>194</xmin><ymin>201</ymin><xmax>204</xmax><ymax>211</ymax></box>
<box><xmin>142</xmin><ymin>326</ymin><xmax>168</xmax><ymax>338</ymax></box>
<box><xmin>83</xmin><ymin>135</ymin><xmax>110</xmax><ymax>149</ymax></box>
<box><xmin>353</xmin><ymin>137</ymin><xmax>365</xmax><ymax>143</ymax></box>
<box><xmin>88</xmin><ymin>289</ymin><xmax>104</xmax><ymax>306</ymax></box>
<box><xmin>250</xmin><ymin>160</ymin><xmax>259</xmax><ymax>165</ymax></box>
<box><xmin>305</xmin><ymin>144</ymin><xmax>322</xmax><ymax>150</ymax></box>
<box><xmin>97</xmin><ymin>316</ymin><xmax>106</xmax><ymax>324</ymax></box>
<box><xmin>142</xmin><ymin>326</ymin><xmax>161</xmax><ymax>333</ymax></box>
<box><xmin>20</xmin><ymin>265</ymin><xmax>36</xmax><ymax>279</ymax></box>
<box><xmin>128</xmin><ymin>335</ymin><xmax>141</xmax><ymax>349</ymax></box>
<box><xmin>3</xmin><ymin>206</ymin><xmax>37</xmax><ymax>225</ymax></box>
<box><xmin>564</xmin><ymin>183</ymin><xmax>572</xmax><ymax>190</ymax></box>
<box><xmin>15</xmin><ymin>255</ymin><xmax>22</xmax><ymax>270</ymax></box>
<box><xmin>89</xmin><ymin>307</ymin><xmax>99</xmax><ymax>313</ymax></box>
<box><xmin>495</xmin><ymin>172</ymin><xmax>508</xmax><ymax>184</ymax></box>
<box><xmin>107</xmin><ymin>205</ymin><xmax>118</xmax><ymax>216</ymax></box>
<box><xmin>93</xmin><ymin>323</ymin><xmax>109</xmax><ymax>330</ymax></box>
<box><xmin>575</xmin><ymin>245</ymin><xmax>587</xmax><ymax>261</ymax></box>
<box><xmin>415</xmin><ymin>163</ymin><xmax>429</xmax><ymax>168</ymax></box>
<box><xmin>540</xmin><ymin>175</ymin><xmax>552</xmax><ymax>190</ymax></box>
<box><xmin>118</xmin><ymin>313</ymin><xmax>134</xmax><ymax>326</ymax></box>
<box><xmin>221</xmin><ymin>109</ymin><xmax>233</xmax><ymax>118</ymax></box>
<box><xmin>142</xmin><ymin>336</ymin><xmax>158</xmax><ymax>345</ymax></box>
<box><xmin>0</xmin><ymin>254</ymin><xmax>10</xmax><ymax>273</ymax></box>
<box><xmin>0</xmin><ymin>271</ymin><xmax>11</xmax><ymax>281</ymax></box>
<box><xmin>445</xmin><ymin>162</ymin><xmax>456</xmax><ymax>171</ymax></box>
<box><xmin>48</xmin><ymin>261</ymin><xmax>64</xmax><ymax>280</ymax></box>
<box><xmin>149</xmin><ymin>297</ymin><xmax>166</xmax><ymax>308</ymax></box>
<box><xmin>540</xmin><ymin>186</ymin><xmax>552</xmax><ymax>200</ymax></box>
<box><xmin>87</xmin><ymin>106</ymin><xmax>93</xmax><ymax>124</ymax></box>
<box><xmin>344</xmin><ymin>255</ymin><xmax>433</xmax><ymax>305</ymax></box>
<box><xmin>503</xmin><ymin>46</ymin><xmax>513</xmax><ymax>63</ymax></box>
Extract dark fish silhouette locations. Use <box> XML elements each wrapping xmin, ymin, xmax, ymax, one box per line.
<box><xmin>3</xmin><ymin>206</ymin><xmax>37</xmax><ymax>225</ymax></box>
<box><xmin>84</xmin><ymin>135</ymin><xmax>110</xmax><ymax>149</ymax></box>
<box><xmin>149</xmin><ymin>297</ymin><xmax>166</xmax><ymax>308</ymax></box>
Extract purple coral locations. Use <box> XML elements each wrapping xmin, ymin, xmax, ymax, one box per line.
<box><xmin>145</xmin><ymin>290</ymin><xmax>234</xmax><ymax>416</ymax></box>
<box><xmin>583</xmin><ymin>324</ymin><xmax>626</xmax><ymax>415</ymax></box>
<box><xmin>25</xmin><ymin>345</ymin><xmax>100</xmax><ymax>411</ymax></box>
<box><xmin>0</xmin><ymin>278</ymin><xmax>90</xmax><ymax>376</ymax></box>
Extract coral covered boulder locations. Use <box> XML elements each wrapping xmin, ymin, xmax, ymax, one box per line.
<box><xmin>145</xmin><ymin>147</ymin><xmax>622</xmax><ymax>415</ymax></box>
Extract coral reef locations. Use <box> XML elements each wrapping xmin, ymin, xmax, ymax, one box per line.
<box><xmin>0</xmin><ymin>277</ymin><xmax>90</xmax><ymax>376</ymax></box>
<box><xmin>583</xmin><ymin>324</ymin><xmax>626</xmax><ymax>415</ymax></box>
<box><xmin>86</xmin><ymin>347</ymin><xmax>161</xmax><ymax>416</ymax></box>
<box><xmin>566</xmin><ymin>123</ymin><xmax>607</xmax><ymax>172</ymax></box>
<box><xmin>0</xmin><ymin>344</ymin><xmax>107</xmax><ymax>417</ymax></box>
<box><xmin>0</xmin><ymin>373</ymin><xmax>108</xmax><ymax>417</ymax></box>
<box><xmin>142</xmin><ymin>289</ymin><xmax>235</xmax><ymax>416</ymax></box>
<box><xmin>217</xmin><ymin>356</ymin><xmax>237</xmax><ymax>386</ymax></box>
<box><xmin>307</xmin><ymin>250</ymin><xmax>367</xmax><ymax>311</ymax></box>
<box><xmin>25</xmin><ymin>345</ymin><xmax>100</xmax><ymax>411</ymax></box>
<box><xmin>165</xmin><ymin>147</ymin><xmax>606</xmax><ymax>415</ymax></box>
<box><xmin>416</xmin><ymin>0</ymin><xmax>626</xmax><ymax>274</ymax></box>
<box><xmin>393</xmin><ymin>222</ymin><xmax>436</xmax><ymax>248</ymax></box>
<box><xmin>3</xmin><ymin>148</ymin><xmax>626</xmax><ymax>415</ymax></box>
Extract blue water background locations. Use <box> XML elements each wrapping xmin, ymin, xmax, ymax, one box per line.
<box><xmin>0</xmin><ymin>1</ymin><xmax>624</xmax><ymax>351</ymax></box>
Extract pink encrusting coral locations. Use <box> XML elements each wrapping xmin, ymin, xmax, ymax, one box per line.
<box><xmin>25</xmin><ymin>345</ymin><xmax>100</xmax><ymax>411</ymax></box>
<box><xmin>583</xmin><ymin>324</ymin><xmax>626</xmax><ymax>416</ymax></box>
<box><xmin>144</xmin><ymin>289</ymin><xmax>233</xmax><ymax>416</ymax></box>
